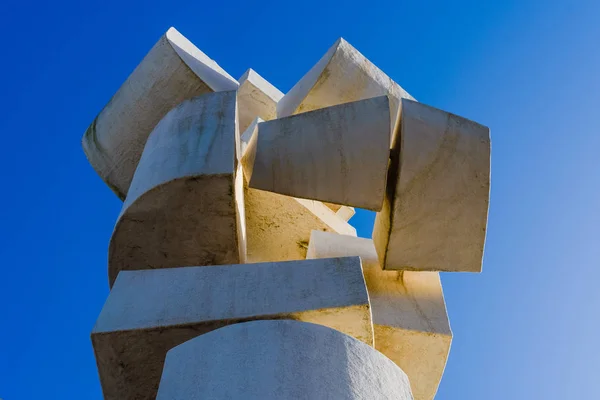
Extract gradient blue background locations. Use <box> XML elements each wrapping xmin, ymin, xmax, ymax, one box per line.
<box><xmin>1</xmin><ymin>0</ymin><xmax>598</xmax><ymax>398</ymax></box>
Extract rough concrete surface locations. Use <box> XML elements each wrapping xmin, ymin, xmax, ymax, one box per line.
<box><xmin>157</xmin><ymin>320</ymin><xmax>413</xmax><ymax>400</ymax></box>
<box><xmin>373</xmin><ymin>99</ymin><xmax>491</xmax><ymax>272</ymax></box>
<box><xmin>108</xmin><ymin>91</ymin><xmax>244</xmax><ymax>287</ymax></box>
<box><xmin>245</xmin><ymin>96</ymin><xmax>391</xmax><ymax>211</ymax></box>
<box><xmin>92</xmin><ymin>257</ymin><xmax>373</xmax><ymax>400</ymax></box>
<box><xmin>82</xmin><ymin>27</ymin><xmax>238</xmax><ymax>198</ymax></box>
<box><xmin>307</xmin><ymin>230</ymin><xmax>452</xmax><ymax>400</ymax></box>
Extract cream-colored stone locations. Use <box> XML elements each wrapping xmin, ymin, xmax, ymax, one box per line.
<box><xmin>239</xmin><ymin>118</ymin><xmax>357</xmax><ymax>263</ymax></box>
<box><xmin>245</xmin><ymin>187</ymin><xmax>356</xmax><ymax>263</ymax></box>
<box><xmin>108</xmin><ymin>91</ymin><xmax>244</xmax><ymax>287</ymax></box>
<box><xmin>373</xmin><ymin>99</ymin><xmax>491</xmax><ymax>272</ymax></box>
<box><xmin>82</xmin><ymin>27</ymin><xmax>238</xmax><ymax>199</ymax></box>
<box><xmin>277</xmin><ymin>38</ymin><xmax>414</xmax><ymax>145</ymax></box>
<box><xmin>237</xmin><ymin>69</ymin><xmax>283</xmax><ymax>133</ymax></box>
<box><xmin>244</xmin><ymin>96</ymin><xmax>391</xmax><ymax>211</ymax></box>
<box><xmin>92</xmin><ymin>257</ymin><xmax>373</xmax><ymax>400</ymax></box>
<box><xmin>307</xmin><ymin>230</ymin><xmax>451</xmax><ymax>400</ymax></box>
<box><xmin>157</xmin><ymin>320</ymin><xmax>413</xmax><ymax>400</ymax></box>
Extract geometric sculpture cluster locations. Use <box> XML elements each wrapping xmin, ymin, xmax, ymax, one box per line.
<box><xmin>85</xmin><ymin>27</ymin><xmax>490</xmax><ymax>400</ymax></box>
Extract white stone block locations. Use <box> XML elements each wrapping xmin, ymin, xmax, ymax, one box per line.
<box><xmin>243</xmin><ymin>96</ymin><xmax>392</xmax><ymax>211</ymax></box>
<box><xmin>92</xmin><ymin>257</ymin><xmax>373</xmax><ymax>400</ymax></box>
<box><xmin>237</xmin><ymin>69</ymin><xmax>283</xmax><ymax>133</ymax></box>
<box><xmin>277</xmin><ymin>38</ymin><xmax>414</xmax><ymax>144</ymax></box>
<box><xmin>82</xmin><ymin>27</ymin><xmax>238</xmax><ymax>199</ymax></box>
<box><xmin>307</xmin><ymin>230</ymin><xmax>451</xmax><ymax>400</ymax></box>
<box><xmin>108</xmin><ymin>91</ymin><xmax>245</xmax><ymax>287</ymax></box>
<box><xmin>373</xmin><ymin>99</ymin><xmax>491</xmax><ymax>272</ymax></box>
<box><xmin>157</xmin><ymin>320</ymin><xmax>413</xmax><ymax>400</ymax></box>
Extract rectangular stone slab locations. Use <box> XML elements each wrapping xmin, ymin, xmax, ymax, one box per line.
<box><xmin>307</xmin><ymin>230</ymin><xmax>451</xmax><ymax>400</ymax></box>
<box><xmin>373</xmin><ymin>99</ymin><xmax>491</xmax><ymax>272</ymax></box>
<box><xmin>243</xmin><ymin>96</ymin><xmax>391</xmax><ymax>211</ymax></box>
<box><xmin>82</xmin><ymin>27</ymin><xmax>238</xmax><ymax>199</ymax></box>
<box><xmin>92</xmin><ymin>257</ymin><xmax>372</xmax><ymax>400</ymax></box>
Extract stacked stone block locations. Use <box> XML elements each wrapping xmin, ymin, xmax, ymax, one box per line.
<box><xmin>85</xmin><ymin>27</ymin><xmax>490</xmax><ymax>400</ymax></box>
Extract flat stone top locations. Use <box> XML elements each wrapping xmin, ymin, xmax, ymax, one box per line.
<box><xmin>93</xmin><ymin>256</ymin><xmax>367</xmax><ymax>334</ymax></box>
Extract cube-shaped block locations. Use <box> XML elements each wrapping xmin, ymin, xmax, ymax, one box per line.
<box><xmin>92</xmin><ymin>257</ymin><xmax>372</xmax><ymax>400</ymax></box>
<box><xmin>243</xmin><ymin>96</ymin><xmax>392</xmax><ymax>211</ymax></box>
<box><xmin>82</xmin><ymin>27</ymin><xmax>238</xmax><ymax>199</ymax></box>
<box><xmin>237</xmin><ymin>69</ymin><xmax>283</xmax><ymax>133</ymax></box>
<box><xmin>157</xmin><ymin>320</ymin><xmax>413</xmax><ymax>400</ymax></box>
<box><xmin>277</xmin><ymin>38</ymin><xmax>414</xmax><ymax>143</ymax></box>
<box><xmin>373</xmin><ymin>99</ymin><xmax>491</xmax><ymax>272</ymax></box>
<box><xmin>108</xmin><ymin>91</ymin><xmax>245</xmax><ymax>287</ymax></box>
<box><xmin>307</xmin><ymin>230</ymin><xmax>452</xmax><ymax>400</ymax></box>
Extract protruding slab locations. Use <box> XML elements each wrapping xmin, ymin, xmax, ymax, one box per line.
<box><xmin>82</xmin><ymin>27</ymin><xmax>239</xmax><ymax>199</ymax></box>
<box><xmin>157</xmin><ymin>320</ymin><xmax>413</xmax><ymax>400</ymax></box>
<box><xmin>108</xmin><ymin>91</ymin><xmax>244</xmax><ymax>287</ymax></box>
<box><xmin>244</xmin><ymin>96</ymin><xmax>391</xmax><ymax>211</ymax></box>
<box><xmin>307</xmin><ymin>230</ymin><xmax>451</xmax><ymax>400</ymax></box>
<box><xmin>373</xmin><ymin>99</ymin><xmax>491</xmax><ymax>272</ymax></box>
<box><xmin>237</xmin><ymin>69</ymin><xmax>283</xmax><ymax>133</ymax></box>
<box><xmin>92</xmin><ymin>257</ymin><xmax>372</xmax><ymax>400</ymax></box>
<box><xmin>277</xmin><ymin>38</ymin><xmax>414</xmax><ymax>143</ymax></box>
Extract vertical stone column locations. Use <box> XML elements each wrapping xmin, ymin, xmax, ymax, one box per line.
<box><xmin>156</xmin><ymin>320</ymin><xmax>414</xmax><ymax>400</ymax></box>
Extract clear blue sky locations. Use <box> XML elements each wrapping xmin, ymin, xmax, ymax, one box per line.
<box><xmin>1</xmin><ymin>0</ymin><xmax>598</xmax><ymax>398</ymax></box>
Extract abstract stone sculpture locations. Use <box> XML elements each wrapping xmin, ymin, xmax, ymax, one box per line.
<box><xmin>86</xmin><ymin>27</ymin><xmax>490</xmax><ymax>400</ymax></box>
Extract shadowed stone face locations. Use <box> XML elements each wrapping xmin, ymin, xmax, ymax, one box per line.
<box><xmin>108</xmin><ymin>91</ymin><xmax>245</xmax><ymax>287</ymax></box>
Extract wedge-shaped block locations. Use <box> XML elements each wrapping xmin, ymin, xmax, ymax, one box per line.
<box><xmin>157</xmin><ymin>320</ymin><xmax>413</xmax><ymax>400</ymax></box>
<box><xmin>92</xmin><ymin>257</ymin><xmax>373</xmax><ymax>400</ymax></box>
<box><xmin>277</xmin><ymin>38</ymin><xmax>414</xmax><ymax>143</ymax></box>
<box><xmin>244</xmin><ymin>96</ymin><xmax>391</xmax><ymax>211</ymax></box>
<box><xmin>83</xmin><ymin>27</ymin><xmax>239</xmax><ymax>199</ymax></box>
<box><xmin>108</xmin><ymin>91</ymin><xmax>245</xmax><ymax>287</ymax></box>
<box><xmin>237</xmin><ymin>69</ymin><xmax>283</xmax><ymax>133</ymax></box>
<box><xmin>307</xmin><ymin>230</ymin><xmax>451</xmax><ymax>400</ymax></box>
<box><xmin>374</xmin><ymin>99</ymin><xmax>491</xmax><ymax>272</ymax></box>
